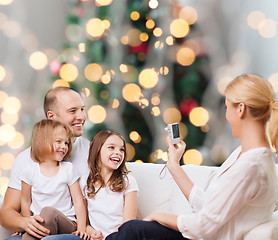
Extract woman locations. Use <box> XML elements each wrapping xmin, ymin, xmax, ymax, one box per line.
<box><xmin>106</xmin><ymin>73</ymin><xmax>278</xmax><ymax>240</ymax></box>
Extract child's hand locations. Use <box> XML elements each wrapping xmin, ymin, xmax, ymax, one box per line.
<box><xmin>11</xmin><ymin>232</ymin><xmax>23</xmax><ymax>236</ymax></box>
<box><xmin>72</xmin><ymin>229</ymin><xmax>90</xmax><ymax>240</ymax></box>
<box><xmin>86</xmin><ymin>225</ymin><xmax>103</xmax><ymax>240</ymax></box>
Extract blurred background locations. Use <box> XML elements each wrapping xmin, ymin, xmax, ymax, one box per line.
<box><xmin>1</xmin><ymin>0</ymin><xmax>278</xmax><ymax>198</ymax></box>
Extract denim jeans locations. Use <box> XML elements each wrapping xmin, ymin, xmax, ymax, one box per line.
<box><xmin>5</xmin><ymin>234</ymin><xmax>82</xmax><ymax>240</ymax></box>
<box><xmin>106</xmin><ymin>220</ymin><xmax>187</xmax><ymax>240</ymax></box>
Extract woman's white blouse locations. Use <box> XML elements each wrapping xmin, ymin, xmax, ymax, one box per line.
<box><xmin>177</xmin><ymin>147</ymin><xmax>278</xmax><ymax>240</ymax></box>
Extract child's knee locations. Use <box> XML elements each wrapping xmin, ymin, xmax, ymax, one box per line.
<box><xmin>40</xmin><ymin>206</ymin><xmax>58</xmax><ymax>222</ymax></box>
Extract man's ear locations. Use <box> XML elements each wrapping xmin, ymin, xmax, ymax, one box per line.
<box><xmin>47</xmin><ymin>111</ymin><xmax>55</xmax><ymax>120</ymax></box>
<box><xmin>238</xmin><ymin>103</ymin><xmax>246</xmax><ymax>118</ymax></box>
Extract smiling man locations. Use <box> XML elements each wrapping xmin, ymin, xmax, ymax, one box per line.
<box><xmin>0</xmin><ymin>87</ymin><xmax>90</xmax><ymax>240</ymax></box>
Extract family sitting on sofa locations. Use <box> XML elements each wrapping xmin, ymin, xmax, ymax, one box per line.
<box><xmin>1</xmin><ymin>73</ymin><xmax>278</xmax><ymax>240</ymax></box>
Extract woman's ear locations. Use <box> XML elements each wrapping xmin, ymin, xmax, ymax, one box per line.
<box><xmin>238</xmin><ymin>103</ymin><xmax>246</xmax><ymax>118</ymax></box>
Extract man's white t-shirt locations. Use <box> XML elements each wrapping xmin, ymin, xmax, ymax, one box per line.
<box><xmin>8</xmin><ymin>136</ymin><xmax>90</xmax><ymax>190</ymax></box>
<box><xmin>21</xmin><ymin>161</ymin><xmax>79</xmax><ymax>221</ymax></box>
<box><xmin>82</xmin><ymin>175</ymin><xmax>139</xmax><ymax>238</ymax></box>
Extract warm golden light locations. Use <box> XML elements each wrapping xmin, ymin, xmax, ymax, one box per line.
<box><xmin>179</xmin><ymin>7</ymin><xmax>198</xmax><ymax>25</ymax></box>
<box><xmin>170</xmin><ymin>19</ymin><xmax>189</xmax><ymax>38</ymax></box>
<box><xmin>156</xmin><ymin>149</ymin><xmax>163</xmax><ymax>159</ymax></box>
<box><xmin>154</xmin><ymin>41</ymin><xmax>164</xmax><ymax>49</ymax></box>
<box><xmin>126</xmin><ymin>143</ymin><xmax>135</xmax><ymax>161</ymax></box>
<box><xmin>149</xmin><ymin>0</ymin><xmax>159</xmax><ymax>9</ymax></box>
<box><xmin>88</xmin><ymin>105</ymin><xmax>106</xmax><ymax>124</ymax></box>
<box><xmin>29</xmin><ymin>51</ymin><xmax>48</xmax><ymax>70</ymax></box>
<box><xmin>7</xmin><ymin>131</ymin><xmax>24</xmax><ymax>149</ymax></box>
<box><xmin>3</xmin><ymin>97</ymin><xmax>21</xmax><ymax>113</ymax></box>
<box><xmin>151</xmin><ymin>106</ymin><xmax>160</xmax><ymax>116</ymax></box>
<box><xmin>121</xmin><ymin>36</ymin><xmax>128</xmax><ymax>45</ymax></box>
<box><xmin>95</xmin><ymin>0</ymin><xmax>113</xmax><ymax>6</ymax></box>
<box><xmin>0</xmin><ymin>176</ymin><xmax>9</xmax><ymax>197</ymax></box>
<box><xmin>129</xmin><ymin>131</ymin><xmax>141</xmax><ymax>143</ymax></box>
<box><xmin>3</xmin><ymin>20</ymin><xmax>21</xmax><ymax>38</ymax></box>
<box><xmin>153</xmin><ymin>27</ymin><xmax>163</xmax><ymax>37</ymax></box>
<box><xmin>139</xmin><ymin>98</ymin><xmax>149</xmax><ymax>108</ymax></box>
<box><xmin>258</xmin><ymin>19</ymin><xmax>276</xmax><ymax>38</ymax></box>
<box><xmin>130</xmin><ymin>11</ymin><xmax>140</xmax><ymax>21</ymax></box>
<box><xmin>139</xmin><ymin>68</ymin><xmax>158</xmax><ymax>89</ymax></box>
<box><xmin>163</xmin><ymin>108</ymin><xmax>182</xmax><ymax>124</ymax></box>
<box><xmin>0</xmin><ymin>152</ymin><xmax>14</xmax><ymax>170</ymax></box>
<box><xmin>81</xmin><ymin>88</ymin><xmax>91</xmax><ymax>97</ymax></box>
<box><xmin>159</xmin><ymin>66</ymin><xmax>169</xmax><ymax>75</ymax></box>
<box><xmin>151</xmin><ymin>94</ymin><xmax>160</xmax><ymax>105</ymax></box>
<box><xmin>217</xmin><ymin>76</ymin><xmax>233</xmax><ymax>95</ymax></box>
<box><xmin>0</xmin><ymin>91</ymin><xmax>8</xmax><ymax>108</ymax></box>
<box><xmin>78</xmin><ymin>43</ymin><xmax>86</xmax><ymax>52</ymax></box>
<box><xmin>183</xmin><ymin>149</ymin><xmax>202</xmax><ymax>165</ymax></box>
<box><xmin>102</xmin><ymin>19</ymin><xmax>111</xmax><ymax>29</ymax></box>
<box><xmin>268</xmin><ymin>73</ymin><xmax>278</xmax><ymax>92</ymax></box>
<box><xmin>247</xmin><ymin>11</ymin><xmax>265</xmax><ymax>30</ymax></box>
<box><xmin>112</xmin><ymin>99</ymin><xmax>120</xmax><ymax>108</ymax></box>
<box><xmin>185</xmin><ymin>39</ymin><xmax>200</xmax><ymax>55</ymax></box>
<box><xmin>1</xmin><ymin>111</ymin><xmax>18</xmax><ymax>125</ymax></box>
<box><xmin>0</xmin><ymin>124</ymin><xmax>16</xmax><ymax>142</ymax></box>
<box><xmin>179</xmin><ymin>122</ymin><xmax>188</xmax><ymax>139</ymax></box>
<box><xmin>0</xmin><ymin>65</ymin><xmax>6</xmax><ymax>82</ymax></box>
<box><xmin>146</xmin><ymin>19</ymin><xmax>155</xmax><ymax>29</ymax></box>
<box><xmin>52</xmin><ymin>79</ymin><xmax>70</xmax><ymax>88</ymax></box>
<box><xmin>84</xmin><ymin>63</ymin><xmax>103</xmax><ymax>82</ymax></box>
<box><xmin>101</xmin><ymin>73</ymin><xmax>111</xmax><ymax>84</ymax></box>
<box><xmin>119</xmin><ymin>64</ymin><xmax>128</xmax><ymax>73</ymax></box>
<box><xmin>59</xmin><ymin>63</ymin><xmax>78</xmax><ymax>82</ymax></box>
<box><xmin>122</xmin><ymin>83</ymin><xmax>142</xmax><ymax>102</ymax></box>
<box><xmin>0</xmin><ymin>0</ymin><xmax>13</xmax><ymax>5</ymax></box>
<box><xmin>166</xmin><ymin>36</ymin><xmax>174</xmax><ymax>45</ymax></box>
<box><xmin>189</xmin><ymin>107</ymin><xmax>209</xmax><ymax>127</ymax></box>
<box><xmin>126</xmin><ymin>28</ymin><xmax>142</xmax><ymax>47</ymax></box>
<box><xmin>176</xmin><ymin>47</ymin><xmax>195</xmax><ymax>66</ymax></box>
<box><xmin>86</xmin><ymin>18</ymin><xmax>105</xmax><ymax>38</ymax></box>
<box><xmin>140</xmin><ymin>32</ymin><xmax>149</xmax><ymax>42</ymax></box>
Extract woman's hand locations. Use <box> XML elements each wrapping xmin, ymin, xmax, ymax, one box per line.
<box><xmin>166</xmin><ymin>136</ymin><xmax>186</xmax><ymax>167</ymax></box>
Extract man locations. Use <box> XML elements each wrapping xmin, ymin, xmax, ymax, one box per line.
<box><xmin>0</xmin><ymin>87</ymin><xmax>89</xmax><ymax>239</ymax></box>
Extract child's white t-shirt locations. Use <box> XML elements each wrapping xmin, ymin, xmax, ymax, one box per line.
<box><xmin>21</xmin><ymin>161</ymin><xmax>79</xmax><ymax>221</ymax></box>
<box><xmin>83</xmin><ymin>174</ymin><xmax>139</xmax><ymax>238</ymax></box>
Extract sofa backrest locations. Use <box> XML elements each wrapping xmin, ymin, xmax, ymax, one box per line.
<box><xmin>126</xmin><ymin>162</ymin><xmax>217</xmax><ymax>218</ymax></box>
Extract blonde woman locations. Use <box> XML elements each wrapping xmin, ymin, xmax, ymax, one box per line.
<box><xmin>106</xmin><ymin>74</ymin><xmax>278</xmax><ymax>240</ymax></box>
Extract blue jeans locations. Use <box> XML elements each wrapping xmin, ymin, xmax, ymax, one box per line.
<box><xmin>106</xmin><ymin>220</ymin><xmax>187</xmax><ymax>240</ymax></box>
<box><xmin>5</xmin><ymin>234</ymin><xmax>82</xmax><ymax>240</ymax></box>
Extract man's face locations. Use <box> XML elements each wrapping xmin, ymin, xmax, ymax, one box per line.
<box><xmin>48</xmin><ymin>90</ymin><xmax>86</xmax><ymax>137</ymax></box>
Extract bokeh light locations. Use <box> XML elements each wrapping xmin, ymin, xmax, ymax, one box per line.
<box><xmin>247</xmin><ymin>11</ymin><xmax>265</xmax><ymax>30</ymax></box>
<box><xmin>258</xmin><ymin>19</ymin><xmax>276</xmax><ymax>38</ymax></box>
<box><xmin>130</xmin><ymin>11</ymin><xmax>140</xmax><ymax>21</ymax></box>
<box><xmin>139</xmin><ymin>68</ymin><xmax>158</xmax><ymax>89</ymax></box>
<box><xmin>217</xmin><ymin>76</ymin><xmax>233</xmax><ymax>95</ymax></box>
<box><xmin>3</xmin><ymin>96</ymin><xmax>21</xmax><ymax>114</ymax></box>
<box><xmin>29</xmin><ymin>51</ymin><xmax>48</xmax><ymax>70</ymax></box>
<box><xmin>1</xmin><ymin>111</ymin><xmax>18</xmax><ymax>125</ymax></box>
<box><xmin>88</xmin><ymin>105</ymin><xmax>106</xmax><ymax>124</ymax></box>
<box><xmin>0</xmin><ymin>0</ymin><xmax>13</xmax><ymax>5</ymax></box>
<box><xmin>84</xmin><ymin>63</ymin><xmax>103</xmax><ymax>82</ymax></box>
<box><xmin>0</xmin><ymin>177</ymin><xmax>9</xmax><ymax>197</ymax></box>
<box><xmin>122</xmin><ymin>83</ymin><xmax>142</xmax><ymax>102</ymax></box>
<box><xmin>0</xmin><ymin>152</ymin><xmax>15</xmax><ymax>170</ymax></box>
<box><xmin>95</xmin><ymin>0</ymin><xmax>113</xmax><ymax>6</ymax></box>
<box><xmin>176</xmin><ymin>47</ymin><xmax>195</xmax><ymax>66</ymax></box>
<box><xmin>52</xmin><ymin>79</ymin><xmax>70</xmax><ymax>88</ymax></box>
<box><xmin>179</xmin><ymin>7</ymin><xmax>198</xmax><ymax>25</ymax></box>
<box><xmin>0</xmin><ymin>124</ymin><xmax>16</xmax><ymax>142</ymax></box>
<box><xmin>129</xmin><ymin>131</ymin><xmax>141</xmax><ymax>143</ymax></box>
<box><xmin>59</xmin><ymin>63</ymin><xmax>78</xmax><ymax>82</ymax></box>
<box><xmin>151</xmin><ymin>94</ymin><xmax>160</xmax><ymax>105</ymax></box>
<box><xmin>268</xmin><ymin>73</ymin><xmax>278</xmax><ymax>92</ymax></box>
<box><xmin>7</xmin><ymin>132</ymin><xmax>25</xmax><ymax>149</ymax></box>
<box><xmin>163</xmin><ymin>108</ymin><xmax>182</xmax><ymax>124</ymax></box>
<box><xmin>126</xmin><ymin>143</ymin><xmax>135</xmax><ymax>161</ymax></box>
<box><xmin>170</xmin><ymin>19</ymin><xmax>189</xmax><ymax>38</ymax></box>
<box><xmin>86</xmin><ymin>18</ymin><xmax>105</xmax><ymax>38</ymax></box>
<box><xmin>0</xmin><ymin>65</ymin><xmax>6</xmax><ymax>82</ymax></box>
<box><xmin>126</xmin><ymin>28</ymin><xmax>142</xmax><ymax>47</ymax></box>
<box><xmin>151</xmin><ymin>106</ymin><xmax>160</xmax><ymax>116</ymax></box>
<box><xmin>112</xmin><ymin>99</ymin><xmax>120</xmax><ymax>108</ymax></box>
<box><xmin>183</xmin><ymin>149</ymin><xmax>202</xmax><ymax>165</ymax></box>
<box><xmin>189</xmin><ymin>107</ymin><xmax>209</xmax><ymax>127</ymax></box>
<box><xmin>0</xmin><ymin>91</ymin><xmax>8</xmax><ymax>108</ymax></box>
<box><xmin>146</xmin><ymin>19</ymin><xmax>155</xmax><ymax>29</ymax></box>
<box><xmin>149</xmin><ymin>0</ymin><xmax>159</xmax><ymax>9</ymax></box>
<box><xmin>153</xmin><ymin>27</ymin><xmax>163</xmax><ymax>37</ymax></box>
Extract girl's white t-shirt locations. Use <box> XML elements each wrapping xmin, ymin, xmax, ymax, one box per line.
<box><xmin>21</xmin><ymin>161</ymin><xmax>79</xmax><ymax>221</ymax></box>
<box><xmin>83</xmin><ymin>174</ymin><xmax>139</xmax><ymax>238</ymax></box>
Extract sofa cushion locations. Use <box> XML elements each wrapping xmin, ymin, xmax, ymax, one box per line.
<box><xmin>126</xmin><ymin>162</ymin><xmax>175</xmax><ymax>218</ymax></box>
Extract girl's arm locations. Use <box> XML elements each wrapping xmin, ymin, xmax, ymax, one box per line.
<box><xmin>21</xmin><ymin>181</ymin><xmax>32</xmax><ymax>217</ymax></box>
<box><xmin>166</xmin><ymin>137</ymin><xmax>194</xmax><ymax>201</ymax></box>
<box><xmin>69</xmin><ymin>180</ymin><xmax>87</xmax><ymax>236</ymax></box>
<box><xmin>122</xmin><ymin>191</ymin><xmax>137</xmax><ymax>223</ymax></box>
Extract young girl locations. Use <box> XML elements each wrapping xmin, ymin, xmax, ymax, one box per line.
<box><xmin>20</xmin><ymin>119</ymin><xmax>88</xmax><ymax>240</ymax></box>
<box><xmin>83</xmin><ymin>129</ymin><xmax>138</xmax><ymax>239</ymax></box>
<box><xmin>105</xmin><ymin>74</ymin><xmax>278</xmax><ymax>240</ymax></box>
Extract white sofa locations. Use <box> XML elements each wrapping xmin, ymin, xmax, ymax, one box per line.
<box><xmin>1</xmin><ymin>162</ymin><xmax>278</xmax><ymax>239</ymax></box>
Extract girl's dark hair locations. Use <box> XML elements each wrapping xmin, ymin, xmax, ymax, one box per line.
<box><xmin>86</xmin><ymin>129</ymin><xmax>129</xmax><ymax>198</ymax></box>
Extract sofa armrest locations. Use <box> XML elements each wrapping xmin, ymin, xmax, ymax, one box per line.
<box><xmin>244</xmin><ymin>216</ymin><xmax>278</xmax><ymax>240</ymax></box>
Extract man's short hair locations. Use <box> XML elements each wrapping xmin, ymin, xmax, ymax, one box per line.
<box><xmin>43</xmin><ymin>87</ymin><xmax>75</xmax><ymax>117</ymax></box>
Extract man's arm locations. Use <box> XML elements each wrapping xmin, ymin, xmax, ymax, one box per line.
<box><xmin>0</xmin><ymin>187</ymin><xmax>50</xmax><ymax>237</ymax></box>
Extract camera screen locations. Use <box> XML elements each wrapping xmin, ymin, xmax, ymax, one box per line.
<box><xmin>172</xmin><ymin>124</ymin><xmax>180</xmax><ymax>138</ymax></box>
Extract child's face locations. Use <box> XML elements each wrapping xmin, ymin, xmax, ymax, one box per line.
<box><xmin>99</xmin><ymin>135</ymin><xmax>125</xmax><ymax>172</ymax></box>
<box><xmin>52</xmin><ymin>126</ymin><xmax>70</xmax><ymax>162</ymax></box>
